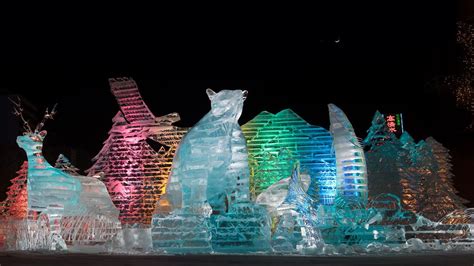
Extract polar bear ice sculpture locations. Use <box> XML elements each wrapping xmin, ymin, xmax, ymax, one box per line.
<box><xmin>152</xmin><ymin>89</ymin><xmax>271</xmax><ymax>253</ymax></box>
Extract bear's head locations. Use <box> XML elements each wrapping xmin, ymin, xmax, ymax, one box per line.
<box><xmin>206</xmin><ymin>89</ymin><xmax>248</xmax><ymax>120</ymax></box>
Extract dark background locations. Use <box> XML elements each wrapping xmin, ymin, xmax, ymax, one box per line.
<box><xmin>0</xmin><ymin>2</ymin><xmax>473</xmax><ymax>205</ymax></box>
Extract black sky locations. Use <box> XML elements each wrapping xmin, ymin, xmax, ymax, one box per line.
<box><xmin>0</xmin><ymin>2</ymin><xmax>473</xmax><ymax>204</ymax></box>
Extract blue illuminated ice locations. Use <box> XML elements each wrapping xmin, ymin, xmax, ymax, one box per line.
<box><xmin>16</xmin><ymin>130</ymin><xmax>120</xmax><ymax>251</ymax></box>
<box><xmin>328</xmin><ymin>104</ymin><xmax>368</xmax><ymax>203</ymax></box>
<box><xmin>152</xmin><ymin>89</ymin><xmax>271</xmax><ymax>253</ymax></box>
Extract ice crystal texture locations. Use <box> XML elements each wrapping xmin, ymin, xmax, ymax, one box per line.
<box><xmin>152</xmin><ymin>89</ymin><xmax>271</xmax><ymax>253</ymax></box>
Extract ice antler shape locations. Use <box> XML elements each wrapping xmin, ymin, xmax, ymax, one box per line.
<box><xmin>9</xmin><ymin>96</ymin><xmax>33</xmax><ymax>134</ymax></box>
<box><xmin>34</xmin><ymin>103</ymin><xmax>57</xmax><ymax>133</ymax></box>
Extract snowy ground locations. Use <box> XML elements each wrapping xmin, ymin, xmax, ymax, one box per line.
<box><xmin>1</xmin><ymin>252</ymin><xmax>474</xmax><ymax>265</ymax></box>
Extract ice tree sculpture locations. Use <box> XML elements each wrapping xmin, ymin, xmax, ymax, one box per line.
<box><xmin>54</xmin><ymin>154</ymin><xmax>80</xmax><ymax>176</ymax></box>
<box><xmin>399</xmin><ymin>131</ymin><xmax>416</xmax><ymax>152</ymax></box>
<box><xmin>328</xmin><ymin>104</ymin><xmax>368</xmax><ymax>203</ymax></box>
<box><xmin>152</xmin><ymin>89</ymin><xmax>271</xmax><ymax>253</ymax></box>
<box><xmin>398</xmin><ymin>131</ymin><xmax>424</xmax><ymax>213</ymax></box>
<box><xmin>87</xmin><ymin>77</ymin><xmax>187</xmax><ymax>229</ymax></box>
<box><xmin>363</xmin><ymin>111</ymin><xmax>409</xmax><ymax>200</ymax></box>
<box><xmin>10</xmin><ymin>98</ymin><xmax>120</xmax><ymax>250</ymax></box>
<box><xmin>0</xmin><ymin>161</ymin><xmax>29</xmax><ymax>219</ymax></box>
<box><xmin>242</xmin><ymin>109</ymin><xmax>336</xmax><ymax>205</ymax></box>
<box><xmin>415</xmin><ymin>137</ymin><xmax>466</xmax><ymax>221</ymax></box>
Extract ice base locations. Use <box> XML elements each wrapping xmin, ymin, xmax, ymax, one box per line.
<box><xmin>151</xmin><ymin>213</ymin><xmax>212</xmax><ymax>253</ymax></box>
<box><xmin>210</xmin><ymin>202</ymin><xmax>271</xmax><ymax>253</ymax></box>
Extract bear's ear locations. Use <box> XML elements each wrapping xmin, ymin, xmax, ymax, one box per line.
<box><xmin>206</xmin><ymin>88</ymin><xmax>216</xmax><ymax>100</ymax></box>
<box><xmin>242</xmin><ymin>90</ymin><xmax>248</xmax><ymax>101</ymax></box>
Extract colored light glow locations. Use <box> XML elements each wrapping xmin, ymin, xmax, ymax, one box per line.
<box><xmin>242</xmin><ymin>109</ymin><xmax>337</xmax><ymax>205</ymax></box>
<box><xmin>87</xmin><ymin>77</ymin><xmax>187</xmax><ymax>226</ymax></box>
<box><xmin>384</xmin><ymin>113</ymin><xmax>404</xmax><ymax>134</ymax></box>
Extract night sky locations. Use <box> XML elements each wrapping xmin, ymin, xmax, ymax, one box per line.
<box><xmin>0</xmin><ymin>2</ymin><xmax>473</xmax><ymax>205</ymax></box>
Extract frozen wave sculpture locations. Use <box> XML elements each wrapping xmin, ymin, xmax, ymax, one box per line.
<box><xmin>328</xmin><ymin>104</ymin><xmax>368</xmax><ymax>203</ymax></box>
<box><xmin>10</xmin><ymin>98</ymin><xmax>120</xmax><ymax>251</ymax></box>
<box><xmin>242</xmin><ymin>109</ymin><xmax>336</xmax><ymax>205</ymax></box>
<box><xmin>152</xmin><ymin>89</ymin><xmax>271</xmax><ymax>253</ymax></box>
<box><xmin>87</xmin><ymin>77</ymin><xmax>187</xmax><ymax>229</ymax></box>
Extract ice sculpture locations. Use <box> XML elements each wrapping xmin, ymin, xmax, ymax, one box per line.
<box><xmin>87</xmin><ymin>77</ymin><xmax>187</xmax><ymax>229</ymax></box>
<box><xmin>152</xmin><ymin>89</ymin><xmax>271</xmax><ymax>253</ymax></box>
<box><xmin>248</xmin><ymin>149</ymin><xmax>295</xmax><ymax>200</ymax></box>
<box><xmin>55</xmin><ymin>154</ymin><xmax>80</xmax><ymax>176</ymax></box>
<box><xmin>398</xmin><ymin>131</ymin><xmax>426</xmax><ymax>213</ymax></box>
<box><xmin>270</xmin><ymin>165</ymin><xmax>324</xmax><ymax>253</ymax></box>
<box><xmin>363</xmin><ymin>111</ymin><xmax>410</xmax><ymax>200</ymax></box>
<box><xmin>328</xmin><ymin>104</ymin><xmax>368</xmax><ymax>203</ymax></box>
<box><xmin>10</xmin><ymin>98</ymin><xmax>120</xmax><ymax>250</ymax></box>
<box><xmin>242</xmin><ymin>109</ymin><xmax>336</xmax><ymax>205</ymax></box>
<box><xmin>0</xmin><ymin>161</ymin><xmax>28</xmax><ymax>219</ymax></box>
<box><xmin>410</xmin><ymin>137</ymin><xmax>466</xmax><ymax>221</ymax></box>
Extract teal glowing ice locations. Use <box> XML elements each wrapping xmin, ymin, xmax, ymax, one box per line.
<box><xmin>152</xmin><ymin>89</ymin><xmax>271</xmax><ymax>253</ymax></box>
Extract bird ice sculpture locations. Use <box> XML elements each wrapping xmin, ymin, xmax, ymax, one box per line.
<box><xmin>152</xmin><ymin>89</ymin><xmax>271</xmax><ymax>253</ymax></box>
<box><xmin>11</xmin><ymin>98</ymin><xmax>120</xmax><ymax>251</ymax></box>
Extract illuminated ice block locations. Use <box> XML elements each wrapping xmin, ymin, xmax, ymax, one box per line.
<box><xmin>270</xmin><ymin>165</ymin><xmax>324</xmax><ymax>253</ymax></box>
<box><xmin>408</xmin><ymin>137</ymin><xmax>466</xmax><ymax>221</ymax></box>
<box><xmin>242</xmin><ymin>109</ymin><xmax>336</xmax><ymax>205</ymax></box>
<box><xmin>87</xmin><ymin>77</ymin><xmax>187</xmax><ymax>228</ymax></box>
<box><xmin>363</xmin><ymin>111</ymin><xmax>408</xmax><ymax>200</ymax></box>
<box><xmin>328</xmin><ymin>104</ymin><xmax>368</xmax><ymax>203</ymax></box>
<box><xmin>152</xmin><ymin>89</ymin><xmax>271</xmax><ymax>253</ymax></box>
<box><xmin>16</xmin><ymin>129</ymin><xmax>120</xmax><ymax>251</ymax></box>
<box><xmin>0</xmin><ymin>161</ymin><xmax>29</xmax><ymax>219</ymax></box>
